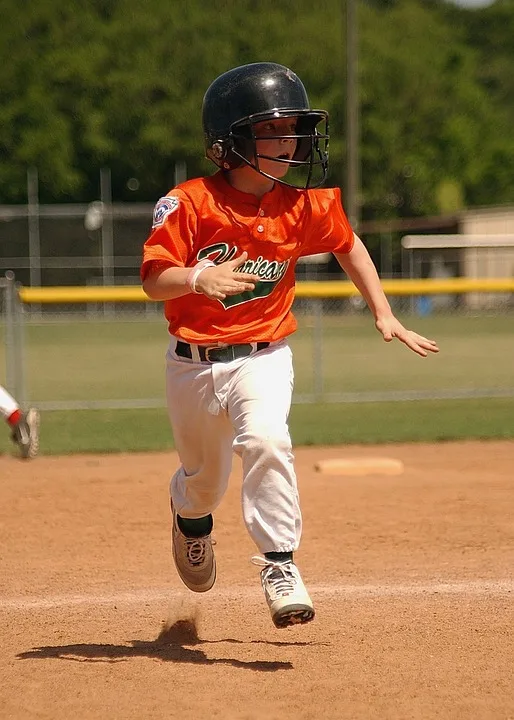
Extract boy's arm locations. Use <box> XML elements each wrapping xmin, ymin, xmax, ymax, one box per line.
<box><xmin>142</xmin><ymin>265</ymin><xmax>193</xmax><ymax>300</ymax></box>
<box><xmin>142</xmin><ymin>251</ymin><xmax>259</xmax><ymax>301</ymax></box>
<box><xmin>334</xmin><ymin>234</ymin><xmax>439</xmax><ymax>357</ymax></box>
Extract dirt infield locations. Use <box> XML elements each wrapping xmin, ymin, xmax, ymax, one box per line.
<box><xmin>1</xmin><ymin>440</ymin><xmax>513</xmax><ymax>720</ymax></box>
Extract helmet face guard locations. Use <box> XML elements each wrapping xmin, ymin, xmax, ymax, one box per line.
<box><xmin>228</xmin><ymin>109</ymin><xmax>329</xmax><ymax>189</ymax></box>
<box><xmin>203</xmin><ymin>63</ymin><xmax>330</xmax><ymax>189</ymax></box>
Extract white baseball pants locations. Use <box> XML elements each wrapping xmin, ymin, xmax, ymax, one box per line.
<box><xmin>166</xmin><ymin>338</ymin><xmax>301</xmax><ymax>554</ymax></box>
<box><xmin>0</xmin><ymin>384</ymin><xmax>19</xmax><ymax>420</ymax></box>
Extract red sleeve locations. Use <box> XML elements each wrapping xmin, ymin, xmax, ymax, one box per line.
<box><xmin>300</xmin><ymin>187</ymin><xmax>354</xmax><ymax>257</ymax></box>
<box><xmin>140</xmin><ymin>191</ymin><xmax>198</xmax><ymax>281</ymax></box>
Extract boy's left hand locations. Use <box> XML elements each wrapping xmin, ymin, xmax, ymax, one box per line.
<box><xmin>375</xmin><ymin>316</ymin><xmax>439</xmax><ymax>357</ymax></box>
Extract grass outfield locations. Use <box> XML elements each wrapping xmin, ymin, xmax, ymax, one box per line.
<box><xmin>291</xmin><ymin>312</ymin><xmax>514</xmax><ymax>394</ymax></box>
<box><xmin>1</xmin><ymin>398</ymin><xmax>513</xmax><ymax>457</ymax></box>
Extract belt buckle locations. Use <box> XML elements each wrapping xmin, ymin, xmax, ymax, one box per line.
<box><xmin>204</xmin><ymin>344</ymin><xmax>225</xmax><ymax>362</ymax></box>
<box><xmin>204</xmin><ymin>346</ymin><xmax>216</xmax><ymax>362</ymax></box>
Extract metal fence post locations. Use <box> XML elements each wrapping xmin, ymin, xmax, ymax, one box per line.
<box><xmin>3</xmin><ymin>271</ymin><xmax>26</xmax><ymax>406</ymax></box>
<box><xmin>312</xmin><ymin>298</ymin><xmax>324</xmax><ymax>401</ymax></box>
<box><xmin>13</xmin><ymin>277</ymin><xmax>26</xmax><ymax>406</ymax></box>
<box><xmin>4</xmin><ymin>271</ymin><xmax>16</xmax><ymax>396</ymax></box>
<box><xmin>101</xmin><ymin>168</ymin><xmax>115</xmax><ymax>318</ymax></box>
<box><xmin>27</xmin><ymin>167</ymin><xmax>42</xmax><ymax>317</ymax></box>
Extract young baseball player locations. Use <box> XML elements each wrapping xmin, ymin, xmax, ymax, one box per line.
<box><xmin>0</xmin><ymin>384</ymin><xmax>40</xmax><ymax>459</ymax></box>
<box><xmin>141</xmin><ymin>62</ymin><xmax>439</xmax><ymax>629</ymax></box>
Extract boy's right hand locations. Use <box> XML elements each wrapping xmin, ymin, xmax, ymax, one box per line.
<box><xmin>195</xmin><ymin>252</ymin><xmax>260</xmax><ymax>300</ymax></box>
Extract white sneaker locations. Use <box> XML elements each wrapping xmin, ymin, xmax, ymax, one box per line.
<box><xmin>11</xmin><ymin>408</ymin><xmax>40</xmax><ymax>460</ymax></box>
<box><xmin>252</xmin><ymin>556</ymin><xmax>315</xmax><ymax>628</ymax></box>
<box><xmin>171</xmin><ymin>506</ymin><xmax>216</xmax><ymax>593</ymax></box>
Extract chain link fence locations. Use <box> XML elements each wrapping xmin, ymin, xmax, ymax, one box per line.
<box><xmin>2</xmin><ymin>271</ymin><xmax>514</xmax><ymax>411</ymax></box>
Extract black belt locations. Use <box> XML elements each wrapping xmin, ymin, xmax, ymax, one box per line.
<box><xmin>175</xmin><ymin>340</ymin><xmax>270</xmax><ymax>363</ymax></box>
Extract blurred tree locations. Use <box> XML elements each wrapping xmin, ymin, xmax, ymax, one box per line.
<box><xmin>0</xmin><ymin>0</ymin><xmax>512</xmax><ymax>218</ymax></box>
<box><xmin>358</xmin><ymin>0</ymin><xmax>514</xmax><ymax>221</ymax></box>
<box><xmin>454</xmin><ymin>0</ymin><xmax>514</xmax><ymax>206</ymax></box>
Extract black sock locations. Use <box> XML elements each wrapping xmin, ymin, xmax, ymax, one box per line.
<box><xmin>177</xmin><ymin>514</ymin><xmax>213</xmax><ymax>538</ymax></box>
<box><xmin>265</xmin><ymin>551</ymin><xmax>293</xmax><ymax>563</ymax></box>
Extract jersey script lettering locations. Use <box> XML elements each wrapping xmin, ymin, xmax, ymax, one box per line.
<box><xmin>197</xmin><ymin>243</ymin><xmax>290</xmax><ymax>309</ymax></box>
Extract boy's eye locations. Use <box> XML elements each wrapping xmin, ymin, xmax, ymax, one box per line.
<box><xmin>255</xmin><ymin>124</ymin><xmax>275</xmax><ymax>137</ymax></box>
<box><xmin>256</xmin><ymin>121</ymin><xmax>298</xmax><ymax>136</ymax></box>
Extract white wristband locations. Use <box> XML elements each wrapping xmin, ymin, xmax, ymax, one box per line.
<box><xmin>186</xmin><ymin>260</ymin><xmax>215</xmax><ymax>294</ymax></box>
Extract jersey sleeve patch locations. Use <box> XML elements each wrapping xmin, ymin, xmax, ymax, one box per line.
<box><xmin>152</xmin><ymin>196</ymin><xmax>180</xmax><ymax>228</ymax></box>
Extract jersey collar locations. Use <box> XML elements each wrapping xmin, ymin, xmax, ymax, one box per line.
<box><xmin>212</xmin><ymin>170</ymin><xmax>282</xmax><ymax>207</ymax></box>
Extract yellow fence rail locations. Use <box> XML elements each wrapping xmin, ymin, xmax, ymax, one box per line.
<box><xmin>17</xmin><ymin>277</ymin><xmax>514</xmax><ymax>304</ymax></box>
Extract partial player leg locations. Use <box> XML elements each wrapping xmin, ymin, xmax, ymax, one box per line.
<box><xmin>0</xmin><ymin>386</ymin><xmax>40</xmax><ymax>460</ymax></box>
<box><xmin>165</xmin><ymin>344</ymin><xmax>234</xmax><ymax>592</ymax></box>
<box><xmin>10</xmin><ymin>408</ymin><xmax>40</xmax><ymax>459</ymax></box>
<box><xmin>228</xmin><ymin>342</ymin><xmax>314</xmax><ymax>627</ymax></box>
<box><xmin>0</xmin><ymin>384</ymin><xmax>19</xmax><ymax>419</ymax></box>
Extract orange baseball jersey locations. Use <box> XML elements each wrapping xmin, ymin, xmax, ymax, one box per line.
<box><xmin>141</xmin><ymin>171</ymin><xmax>354</xmax><ymax>344</ymax></box>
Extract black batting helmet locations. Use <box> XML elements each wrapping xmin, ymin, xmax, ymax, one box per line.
<box><xmin>202</xmin><ymin>62</ymin><xmax>329</xmax><ymax>189</ymax></box>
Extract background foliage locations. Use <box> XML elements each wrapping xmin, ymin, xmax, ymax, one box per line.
<box><xmin>0</xmin><ymin>0</ymin><xmax>513</xmax><ymax>221</ymax></box>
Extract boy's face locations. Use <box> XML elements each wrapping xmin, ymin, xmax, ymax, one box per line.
<box><xmin>252</xmin><ymin>117</ymin><xmax>298</xmax><ymax>179</ymax></box>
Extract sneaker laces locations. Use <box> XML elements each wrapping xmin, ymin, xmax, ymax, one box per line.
<box><xmin>251</xmin><ymin>555</ymin><xmax>297</xmax><ymax>598</ymax></box>
<box><xmin>185</xmin><ymin>536</ymin><xmax>215</xmax><ymax>566</ymax></box>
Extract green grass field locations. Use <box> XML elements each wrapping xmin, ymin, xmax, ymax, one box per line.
<box><xmin>291</xmin><ymin>313</ymin><xmax>514</xmax><ymax>394</ymax></box>
<box><xmin>1</xmin><ymin>399</ymin><xmax>513</xmax><ymax>457</ymax></box>
<box><xmin>1</xmin><ymin>311</ymin><xmax>513</xmax><ymax>455</ymax></box>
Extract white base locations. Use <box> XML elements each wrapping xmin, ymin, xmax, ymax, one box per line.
<box><xmin>314</xmin><ymin>457</ymin><xmax>404</xmax><ymax>476</ymax></box>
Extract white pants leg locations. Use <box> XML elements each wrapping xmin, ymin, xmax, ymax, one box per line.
<box><xmin>225</xmin><ymin>343</ymin><xmax>301</xmax><ymax>553</ymax></box>
<box><xmin>0</xmin><ymin>384</ymin><xmax>19</xmax><ymax>420</ymax></box>
<box><xmin>166</xmin><ymin>345</ymin><xmax>234</xmax><ymax>519</ymax></box>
